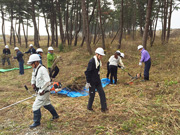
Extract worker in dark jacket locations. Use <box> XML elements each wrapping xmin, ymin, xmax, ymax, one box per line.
<box><xmin>85</xmin><ymin>47</ymin><xmax>108</xmax><ymax>112</ymax></box>
<box><xmin>25</xmin><ymin>44</ymin><xmax>36</xmax><ymax>55</ymax></box>
<box><xmin>2</xmin><ymin>45</ymin><xmax>11</xmax><ymax>66</ymax></box>
<box><xmin>138</xmin><ymin>45</ymin><xmax>151</xmax><ymax>81</ymax></box>
<box><xmin>13</xmin><ymin>47</ymin><xmax>24</xmax><ymax>75</ymax></box>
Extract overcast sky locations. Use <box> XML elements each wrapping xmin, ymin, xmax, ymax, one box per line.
<box><xmin>0</xmin><ymin>3</ymin><xmax>180</xmax><ymax>35</ymax></box>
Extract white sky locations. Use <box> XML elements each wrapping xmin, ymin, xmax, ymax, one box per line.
<box><xmin>0</xmin><ymin>3</ymin><xmax>180</xmax><ymax>35</ymax></box>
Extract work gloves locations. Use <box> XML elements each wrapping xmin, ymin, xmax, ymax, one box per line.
<box><xmin>139</xmin><ymin>62</ymin><xmax>142</xmax><ymax>66</ymax></box>
<box><xmin>118</xmin><ymin>65</ymin><xmax>125</xmax><ymax>69</ymax></box>
<box><xmin>85</xmin><ymin>83</ymin><xmax>91</xmax><ymax>89</ymax></box>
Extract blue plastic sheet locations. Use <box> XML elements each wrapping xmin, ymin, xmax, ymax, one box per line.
<box><xmin>51</xmin><ymin>78</ymin><xmax>110</xmax><ymax>98</ymax></box>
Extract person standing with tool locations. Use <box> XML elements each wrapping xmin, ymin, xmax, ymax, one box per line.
<box><xmin>25</xmin><ymin>44</ymin><xmax>36</xmax><ymax>55</ymax></box>
<box><xmin>85</xmin><ymin>47</ymin><xmax>108</xmax><ymax>112</ymax></box>
<box><xmin>36</xmin><ymin>48</ymin><xmax>43</xmax><ymax>64</ymax></box>
<box><xmin>47</xmin><ymin>46</ymin><xmax>59</xmax><ymax>80</ymax></box>
<box><xmin>138</xmin><ymin>45</ymin><xmax>151</xmax><ymax>81</ymax></box>
<box><xmin>2</xmin><ymin>45</ymin><xmax>11</xmax><ymax>66</ymax></box>
<box><xmin>107</xmin><ymin>50</ymin><xmax>125</xmax><ymax>85</ymax></box>
<box><xmin>27</xmin><ymin>54</ymin><xmax>59</xmax><ymax>129</ymax></box>
<box><xmin>13</xmin><ymin>47</ymin><xmax>24</xmax><ymax>75</ymax></box>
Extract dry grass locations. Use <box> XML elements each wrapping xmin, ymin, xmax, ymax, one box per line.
<box><xmin>1</xmin><ymin>37</ymin><xmax>180</xmax><ymax>135</ymax></box>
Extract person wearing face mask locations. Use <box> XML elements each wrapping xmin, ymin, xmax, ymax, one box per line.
<box><xmin>85</xmin><ymin>47</ymin><xmax>108</xmax><ymax>112</ymax></box>
<box><xmin>27</xmin><ymin>54</ymin><xmax>59</xmax><ymax>129</ymax></box>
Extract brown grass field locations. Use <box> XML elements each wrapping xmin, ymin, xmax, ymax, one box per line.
<box><xmin>1</xmin><ymin>35</ymin><xmax>180</xmax><ymax>135</ymax></box>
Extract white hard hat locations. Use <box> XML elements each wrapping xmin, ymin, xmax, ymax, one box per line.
<box><xmin>116</xmin><ymin>50</ymin><xmax>121</xmax><ymax>54</ymax></box>
<box><xmin>36</xmin><ymin>48</ymin><xmax>43</xmax><ymax>53</ymax></box>
<box><xmin>14</xmin><ymin>47</ymin><xmax>19</xmax><ymax>50</ymax></box>
<box><xmin>27</xmin><ymin>54</ymin><xmax>41</xmax><ymax>64</ymax></box>
<box><xmin>95</xmin><ymin>47</ymin><xmax>105</xmax><ymax>56</ymax></box>
<box><xmin>48</xmin><ymin>46</ymin><xmax>54</xmax><ymax>51</ymax></box>
<box><xmin>121</xmin><ymin>53</ymin><xmax>125</xmax><ymax>58</ymax></box>
<box><xmin>138</xmin><ymin>45</ymin><xmax>143</xmax><ymax>50</ymax></box>
<box><xmin>29</xmin><ymin>44</ymin><xmax>33</xmax><ymax>47</ymax></box>
<box><xmin>5</xmin><ymin>45</ymin><xmax>9</xmax><ymax>49</ymax></box>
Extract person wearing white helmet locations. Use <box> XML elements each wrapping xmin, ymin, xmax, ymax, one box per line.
<box><xmin>13</xmin><ymin>47</ymin><xmax>24</xmax><ymax>75</ymax></box>
<box><xmin>138</xmin><ymin>45</ymin><xmax>151</xmax><ymax>81</ymax></box>
<box><xmin>2</xmin><ymin>45</ymin><xmax>11</xmax><ymax>66</ymax></box>
<box><xmin>27</xmin><ymin>54</ymin><xmax>59</xmax><ymax>129</ymax></box>
<box><xmin>47</xmin><ymin>46</ymin><xmax>59</xmax><ymax>79</ymax></box>
<box><xmin>36</xmin><ymin>48</ymin><xmax>43</xmax><ymax>64</ymax></box>
<box><xmin>25</xmin><ymin>44</ymin><xmax>36</xmax><ymax>55</ymax></box>
<box><xmin>85</xmin><ymin>47</ymin><xmax>108</xmax><ymax>112</ymax></box>
<box><xmin>107</xmin><ymin>50</ymin><xmax>125</xmax><ymax>84</ymax></box>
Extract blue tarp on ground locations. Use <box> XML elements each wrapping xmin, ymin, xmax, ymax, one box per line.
<box><xmin>51</xmin><ymin>78</ymin><xmax>110</xmax><ymax>98</ymax></box>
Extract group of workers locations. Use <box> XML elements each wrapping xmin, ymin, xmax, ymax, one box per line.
<box><xmin>1</xmin><ymin>43</ymin><xmax>151</xmax><ymax>129</ymax></box>
<box><xmin>1</xmin><ymin>44</ymin><xmax>59</xmax><ymax>78</ymax></box>
<box><xmin>85</xmin><ymin>45</ymin><xmax>151</xmax><ymax>115</ymax></box>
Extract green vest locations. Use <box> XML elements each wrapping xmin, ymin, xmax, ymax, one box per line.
<box><xmin>47</xmin><ymin>53</ymin><xmax>56</xmax><ymax>68</ymax></box>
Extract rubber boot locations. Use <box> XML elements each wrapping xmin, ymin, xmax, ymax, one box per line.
<box><xmin>29</xmin><ymin>109</ymin><xmax>41</xmax><ymax>129</ymax></box>
<box><xmin>44</xmin><ymin>104</ymin><xmax>59</xmax><ymax>121</ymax></box>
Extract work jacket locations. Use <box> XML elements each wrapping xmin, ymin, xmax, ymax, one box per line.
<box><xmin>31</xmin><ymin>64</ymin><xmax>51</xmax><ymax>94</ymax></box>
<box><xmin>25</xmin><ymin>47</ymin><xmax>36</xmax><ymax>55</ymax></box>
<box><xmin>14</xmin><ymin>51</ymin><xmax>24</xmax><ymax>62</ymax></box>
<box><xmin>85</xmin><ymin>56</ymin><xmax>102</xmax><ymax>86</ymax></box>
<box><xmin>47</xmin><ymin>52</ymin><xmax>57</xmax><ymax>68</ymax></box>
<box><xmin>108</xmin><ymin>55</ymin><xmax>124</xmax><ymax>67</ymax></box>
<box><xmin>140</xmin><ymin>48</ymin><xmax>151</xmax><ymax>63</ymax></box>
<box><xmin>3</xmin><ymin>49</ymin><xmax>11</xmax><ymax>55</ymax></box>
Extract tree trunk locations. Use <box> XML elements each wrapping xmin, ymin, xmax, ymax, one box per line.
<box><xmin>1</xmin><ymin>5</ymin><xmax>6</xmax><ymax>45</ymax></box>
<box><xmin>57</xmin><ymin>0</ymin><xmax>65</xmax><ymax>45</ymax></box>
<box><xmin>74</xmin><ymin>1</ymin><xmax>82</xmax><ymax>46</ymax></box>
<box><xmin>18</xmin><ymin>18</ymin><xmax>21</xmax><ymax>46</ymax></box>
<box><xmin>66</xmin><ymin>1</ymin><xmax>70</xmax><ymax>45</ymax></box>
<box><xmin>22</xmin><ymin>21</ymin><xmax>28</xmax><ymax>47</ymax></box>
<box><xmin>43</xmin><ymin>12</ymin><xmax>50</xmax><ymax>47</ymax></box>
<box><xmin>142</xmin><ymin>0</ymin><xmax>154</xmax><ymax>49</ymax></box>
<box><xmin>167</xmin><ymin>0</ymin><xmax>173</xmax><ymax>42</ymax></box>
<box><xmin>50</xmin><ymin>0</ymin><xmax>55</xmax><ymax>46</ymax></box>
<box><xmin>10</xmin><ymin>6</ymin><xmax>14</xmax><ymax>45</ymax></box>
<box><xmin>26</xmin><ymin>19</ymin><xmax>28</xmax><ymax>48</ymax></box>
<box><xmin>118</xmin><ymin>0</ymin><xmax>123</xmax><ymax>49</ymax></box>
<box><xmin>81</xmin><ymin>0</ymin><xmax>97</xmax><ymax>47</ymax></box>
<box><xmin>81</xmin><ymin>0</ymin><xmax>92</xmax><ymax>55</ymax></box>
<box><xmin>55</xmin><ymin>9</ymin><xmax>58</xmax><ymax>47</ymax></box>
<box><xmin>98</xmin><ymin>0</ymin><xmax>105</xmax><ymax>50</ymax></box>
<box><xmin>151</xmin><ymin>2</ymin><xmax>161</xmax><ymax>47</ymax></box>
<box><xmin>162</xmin><ymin>0</ymin><xmax>168</xmax><ymax>44</ymax></box>
<box><xmin>31</xmin><ymin>0</ymin><xmax>40</xmax><ymax>47</ymax></box>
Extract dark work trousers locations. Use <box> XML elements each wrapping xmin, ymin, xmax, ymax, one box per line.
<box><xmin>109</xmin><ymin>65</ymin><xmax>118</xmax><ymax>84</ymax></box>
<box><xmin>48</xmin><ymin>66</ymin><xmax>59</xmax><ymax>78</ymax></box>
<box><xmin>2</xmin><ymin>58</ymin><xmax>10</xmax><ymax>65</ymax></box>
<box><xmin>19</xmin><ymin>61</ymin><xmax>24</xmax><ymax>75</ymax></box>
<box><xmin>144</xmin><ymin>59</ymin><xmax>151</xmax><ymax>80</ymax></box>
<box><xmin>106</xmin><ymin>62</ymin><xmax>110</xmax><ymax>78</ymax></box>
<box><xmin>87</xmin><ymin>83</ymin><xmax>107</xmax><ymax>110</ymax></box>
